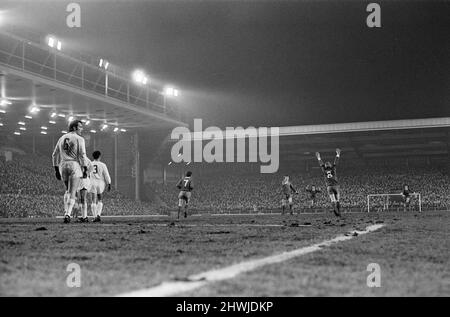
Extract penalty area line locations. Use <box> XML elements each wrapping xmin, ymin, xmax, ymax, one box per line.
<box><xmin>117</xmin><ymin>223</ymin><xmax>385</xmax><ymax>297</ymax></box>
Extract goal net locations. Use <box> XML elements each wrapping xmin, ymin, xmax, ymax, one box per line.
<box><xmin>367</xmin><ymin>193</ymin><xmax>422</xmax><ymax>213</ymax></box>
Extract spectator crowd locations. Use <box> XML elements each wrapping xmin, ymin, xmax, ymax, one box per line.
<box><xmin>1</xmin><ymin>153</ymin><xmax>449</xmax><ymax>217</ymax></box>
<box><xmin>0</xmin><ymin>154</ymin><xmax>156</xmax><ymax>217</ymax></box>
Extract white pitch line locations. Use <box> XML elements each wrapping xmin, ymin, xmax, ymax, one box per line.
<box><xmin>163</xmin><ymin>224</ymin><xmax>309</xmax><ymax>228</ymax></box>
<box><xmin>117</xmin><ymin>223</ymin><xmax>385</xmax><ymax>297</ymax></box>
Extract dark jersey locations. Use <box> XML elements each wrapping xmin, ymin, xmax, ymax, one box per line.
<box><xmin>282</xmin><ymin>182</ymin><xmax>296</xmax><ymax>195</ymax></box>
<box><xmin>320</xmin><ymin>156</ymin><xmax>339</xmax><ymax>186</ymax></box>
<box><xmin>306</xmin><ymin>188</ymin><xmax>321</xmax><ymax>199</ymax></box>
<box><xmin>402</xmin><ymin>189</ymin><xmax>410</xmax><ymax>197</ymax></box>
<box><xmin>176</xmin><ymin>177</ymin><xmax>193</xmax><ymax>192</ymax></box>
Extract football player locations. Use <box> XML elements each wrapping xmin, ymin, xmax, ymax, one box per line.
<box><xmin>176</xmin><ymin>171</ymin><xmax>193</xmax><ymax>219</ymax></box>
<box><xmin>315</xmin><ymin>148</ymin><xmax>341</xmax><ymax>217</ymax></box>
<box><xmin>401</xmin><ymin>184</ymin><xmax>414</xmax><ymax>212</ymax></box>
<box><xmin>89</xmin><ymin>150</ymin><xmax>111</xmax><ymax>222</ymax></box>
<box><xmin>52</xmin><ymin>120</ymin><xmax>88</xmax><ymax>223</ymax></box>
<box><xmin>306</xmin><ymin>185</ymin><xmax>321</xmax><ymax>209</ymax></box>
<box><xmin>281</xmin><ymin>175</ymin><xmax>298</xmax><ymax>215</ymax></box>
<box><xmin>76</xmin><ymin>158</ymin><xmax>93</xmax><ymax>222</ymax></box>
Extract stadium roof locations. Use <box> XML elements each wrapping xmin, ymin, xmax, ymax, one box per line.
<box><xmin>157</xmin><ymin>118</ymin><xmax>450</xmax><ymax>164</ymax></box>
<box><xmin>0</xmin><ymin>30</ymin><xmax>186</xmax><ymax>137</ymax></box>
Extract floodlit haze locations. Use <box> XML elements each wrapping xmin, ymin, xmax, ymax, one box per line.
<box><xmin>1</xmin><ymin>0</ymin><xmax>449</xmax><ymax>127</ymax></box>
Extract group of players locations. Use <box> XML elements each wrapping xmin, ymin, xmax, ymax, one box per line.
<box><xmin>51</xmin><ymin>121</ymin><xmax>414</xmax><ymax>222</ymax></box>
<box><xmin>174</xmin><ymin>149</ymin><xmax>344</xmax><ymax>219</ymax></box>
<box><xmin>280</xmin><ymin>148</ymin><xmax>343</xmax><ymax>217</ymax></box>
<box><xmin>175</xmin><ymin>147</ymin><xmax>415</xmax><ymax>219</ymax></box>
<box><xmin>51</xmin><ymin>120</ymin><xmax>112</xmax><ymax>223</ymax></box>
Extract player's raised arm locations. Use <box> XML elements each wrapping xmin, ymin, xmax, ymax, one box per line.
<box><xmin>334</xmin><ymin>148</ymin><xmax>341</xmax><ymax>166</ymax></box>
<box><xmin>316</xmin><ymin>152</ymin><xmax>324</xmax><ymax>167</ymax></box>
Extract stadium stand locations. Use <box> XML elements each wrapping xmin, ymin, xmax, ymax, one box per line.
<box><xmin>152</xmin><ymin>166</ymin><xmax>450</xmax><ymax>213</ymax></box>
<box><xmin>1</xmin><ymin>151</ymin><xmax>449</xmax><ymax>217</ymax></box>
<box><xmin>0</xmin><ymin>153</ymin><xmax>157</xmax><ymax>217</ymax></box>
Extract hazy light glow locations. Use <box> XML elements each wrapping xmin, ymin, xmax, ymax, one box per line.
<box><xmin>49</xmin><ymin>120</ymin><xmax>56</xmax><ymax>124</ymax></box>
<box><xmin>90</xmin><ymin>130</ymin><xmax>97</xmax><ymax>134</ymax></box>
<box><xmin>51</xmin><ymin>112</ymin><xmax>57</xmax><ymax>118</ymax></box>
<box><xmin>41</xmin><ymin>131</ymin><xmax>47</xmax><ymax>135</ymax></box>
<box><xmin>14</xmin><ymin>132</ymin><xmax>20</xmax><ymax>136</ymax></box>
<box><xmin>58</xmin><ymin>113</ymin><xmax>65</xmax><ymax>118</ymax></box>
<box><xmin>164</xmin><ymin>87</ymin><xmax>179</xmax><ymax>97</ymax></box>
<box><xmin>18</xmin><ymin>121</ymin><xmax>25</xmax><ymax>126</ymax></box>
<box><xmin>41</xmin><ymin>126</ymin><xmax>47</xmax><ymax>130</ymax></box>
<box><xmin>113</xmin><ymin>127</ymin><xmax>119</xmax><ymax>132</ymax></box>
<box><xmin>0</xmin><ymin>109</ymin><xmax>5</xmax><ymax>114</ymax></box>
<box><xmin>0</xmin><ymin>99</ymin><xmax>11</xmax><ymax>106</ymax></box>
<box><xmin>19</xmin><ymin>127</ymin><xmax>26</xmax><ymax>131</ymax></box>
<box><xmin>132</xmin><ymin>70</ymin><xmax>148</xmax><ymax>85</ymax></box>
<box><xmin>61</xmin><ymin>130</ymin><xmax>67</xmax><ymax>134</ymax></box>
<box><xmin>120</xmin><ymin>128</ymin><xmax>127</xmax><ymax>132</ymax></box>
<box><xmin>30</xmin><ymin>106</ymin><xmax>40</xmax><ymax>113</ymax></box>
<box><xmin>48</xmin><ymin>37</ymin><xmax>55</xmax><ymax>48</ymax></box>
<box><xmin>68</xmin><ymin>116</ymin><xmax>74</xmax><ymax>122</ymax></box>
<box><xmin>25</xmin><ymin>115</ymin><xmax>32</xmax><ymax>119</ymax></box>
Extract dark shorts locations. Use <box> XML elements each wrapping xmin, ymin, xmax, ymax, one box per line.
<box><xmin>327</xmin><ymin>185</ymin><xmax>340</xmax><ymax>196</ymax></box>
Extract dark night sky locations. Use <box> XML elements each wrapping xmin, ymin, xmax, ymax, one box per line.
<box><xmin>1</xmin><ymin>0</ymin><xmax>449</xmax><ymax>128</ymax></box>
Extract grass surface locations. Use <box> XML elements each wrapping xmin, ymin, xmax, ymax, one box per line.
<box><xmin>0</xmin><ymin>211</ymin><xmax>449</xmax><ymax>296</ymax></box>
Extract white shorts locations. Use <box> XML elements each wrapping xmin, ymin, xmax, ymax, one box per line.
<box><xmin>59</xmin><ymin>161</ymin><xmax>82</xmax><ymax>182</ymax></box>
<box><xmin>90</xmin><ymin>179</ymin><xmax>105</xmax><ymax>195</ymax></box>
<box><xmin>78</xmin><ymin>177</ymin><xmax>92</xmax><ymax>191</ymax></box>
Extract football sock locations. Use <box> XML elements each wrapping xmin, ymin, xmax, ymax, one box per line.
<box><xmin>82</xmin><ymin>203</ymin><xmax>88</xmax><ymax>218</ymax></box>
<box><xmin>63</xmin><ymin>192</ymin><xmax>70</xmax><ymax>212</ymax></box>
<box><xmin>67</xmin><ymin>198</ymin><xmax>76</xmax><ymax>217</ymax></box>
<box><xmin>91</xmin><ymin>203</ymin><xmax>97</xmax><ymax>217</ymax></box>
<box><xmin>97</xmin><ymin>202</ymin><xmax>103</xmax><ymax>216</ymax></box>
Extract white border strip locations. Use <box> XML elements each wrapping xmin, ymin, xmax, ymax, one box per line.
<box><xmin>117</xmin><ymin>224</ymin><xmax>385</xmax><ymax>297</ymax></box>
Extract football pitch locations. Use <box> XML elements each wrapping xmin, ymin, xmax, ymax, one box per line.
<box><xmin>0</xmin><ymin>211</ymin><xmax>449</xmax><ymax>297</ymax></box>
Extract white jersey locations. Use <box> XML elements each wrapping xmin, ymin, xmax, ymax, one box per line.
<box><xmin>52</xmin><ymin>132</ymin><xmax>88</xmax><ymax>167</ymax></box>
<box><xmin>91</xmin><ymin>160</ymin><xmax>111</xmax><ymax>184</ymax></box>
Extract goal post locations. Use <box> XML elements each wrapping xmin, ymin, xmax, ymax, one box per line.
<box><xmin>367</xmin><ymin>193</ymin><xmax>422</xmax><ymax>213</ymax></box>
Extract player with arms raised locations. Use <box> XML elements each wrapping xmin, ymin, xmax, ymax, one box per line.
<box><xmin>52</xmin><ymin>120</ymin><xmax>88</xmax><ymax>223</ymax></box>
<box><xmin>176</xmin><ymin>171</ymin><xmax>193</xmax><ymax>219</ymax></box>
<box><xmin>282</xmin><ymin>175</ymin><xmax>298</xmax><ymax>215</ymax></box>
<box><xmin>315</xmin><ymin>148</ymin><xmax>341</xmax><ymax>217</ymax></box>
<box><xmin>89</xmin><ymin>150</ymin><xmax>111</xmax><ymax>222</ymax></box>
